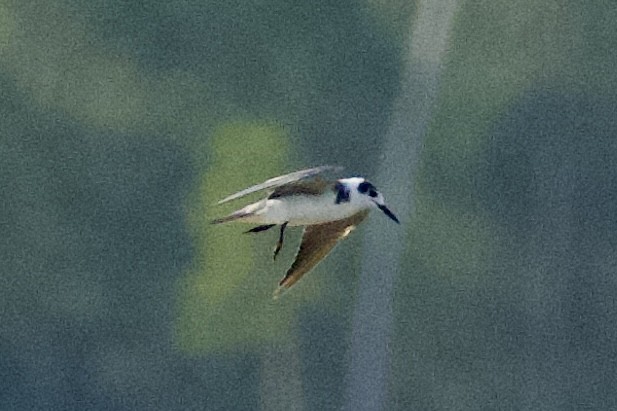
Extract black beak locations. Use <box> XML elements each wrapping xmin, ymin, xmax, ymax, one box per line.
<box><xmin>378</xmin><ymin>204</ymin><xmax>400</xmax><ymax>224</ymax></box>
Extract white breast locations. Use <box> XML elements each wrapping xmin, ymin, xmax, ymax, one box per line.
<box><xmin>249</xmin><ymin>193</ymin><xmax>369</xmax><ymax>226</ymax></box>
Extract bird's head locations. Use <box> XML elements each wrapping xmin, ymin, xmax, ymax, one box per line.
<box><xmin>338</xmin><ymin>177</ymin><xmax>400</xmax><ymax>224</ymax></box>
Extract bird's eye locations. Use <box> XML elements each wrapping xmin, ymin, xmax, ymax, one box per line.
<box><xmin>358</xmin><ymin>182</ymin><xmax>371</xmax><ymax>194</ymax></box>
<box><xmin>369</xmin><ymin>190</ymin><xmax>377</xmax><ymax>198</ymax></box>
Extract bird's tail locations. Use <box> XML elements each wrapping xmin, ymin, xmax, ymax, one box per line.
<box><xmin>210</xmin><ymin>210</ymin><xmax>254</xmax><ymax>225</ymax></box>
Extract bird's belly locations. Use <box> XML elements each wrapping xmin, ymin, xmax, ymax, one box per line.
<box><xmin>257</xmin><ymin>197</ymin><xmax>364</xmax><ymax>226</ymax></box>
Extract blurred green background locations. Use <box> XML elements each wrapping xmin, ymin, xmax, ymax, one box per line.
<box><xmin>2</xmin><ymin>0</ymin><xmax>616</xmax><ymax>409</ymax></box>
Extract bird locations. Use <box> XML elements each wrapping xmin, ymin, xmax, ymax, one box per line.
<box><xmin>211</xmin><ymin>165</ymin><xmax>399</xmax><ymax>297</ymax></box>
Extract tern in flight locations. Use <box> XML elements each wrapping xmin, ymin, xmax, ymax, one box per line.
<box><xmin>212</xmin><ymin>166</ymin><xmax>399</xmax><ymax>297</ymax></box>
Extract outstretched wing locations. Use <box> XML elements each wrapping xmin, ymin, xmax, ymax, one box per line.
<box><xmin>267</xmin><ymin>178</ymin><xmax>331</xmax><ymax>199</ymax></box>
<box><xmin>273</xmin><ymin>210</ymin><xmax>369</xmax><ymax>298</ymax></box>
<box><xmin>216</xmin><ymin>165</ymin><xmax>342</xmax><ymax>205</ymax></box>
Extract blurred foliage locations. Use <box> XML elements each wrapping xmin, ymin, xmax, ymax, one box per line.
<box><xmin>177</xmin><ymin>122</ymin><xmax>301</xmax><ymax>352</ymax></box>
<box><xmin>408</xmin><ymin>193</ymin><xmax>494</xmax><ymax>285</ymax></box>
<box><xmin>391</xmin><ymin>1</ymin><xmax>617</xmax><ymax>408</ymax></box>
<box><xmin>1</xmin><ymin>0</ymin><xmax>616</xmax><ymax>409</ymax></box>
<box><xmin>426</xmin><ymin>0</ymin><xmax>585</xmax><ymax>198</ymax></box>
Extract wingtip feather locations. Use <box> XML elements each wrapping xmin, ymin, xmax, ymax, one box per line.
<box><xmin>272</xmin><ymin>285</ymin><xmax>289</xmax><ymax>300</ymax></box>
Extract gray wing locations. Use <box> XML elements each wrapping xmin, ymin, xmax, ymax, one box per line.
<box><xmin>273</xmin><ymin>210</ymin><xmax>369</xmax><ymax>298</ymax></box>
<box><xmin>267</xmin><ymin>178</ymin><xmax>331</xmax><ymax>199</ymax></box>
<box><xmin>216</xmin><ymin>165</ymin><xmax>342</xmax><ymax>205</ymax></box>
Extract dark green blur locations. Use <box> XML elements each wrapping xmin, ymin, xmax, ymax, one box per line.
<box><xmin>1</xmin><ymin>1</ymin><xmax>616</xmax><ymax>409</ymax></box>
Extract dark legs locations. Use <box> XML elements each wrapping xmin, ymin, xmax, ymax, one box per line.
<box><xmin>244</xmin><ymin>224</ymin><xmax>275</xmax><ymax>233</ymax></box>
<box><xmin>273</xmin><ymin>222</ymin><xmax>288</xmax><ymax>260</ymax></box>
<box><xmin>244</xmin><ymin>222</ymin><xmax>289</xmax><ymax>261</ymax></box>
